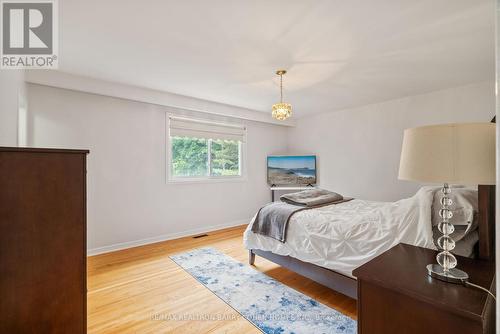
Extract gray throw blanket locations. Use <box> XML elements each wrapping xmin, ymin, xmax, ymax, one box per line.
<box><xmin>280</xmin><ymin>188</ymin><xmax>344</xmax><ymax>207</ymax></box>
<box><xmin>251</xmin><ymin>189</ymin><xmax>351</xmax><ymax>242</ymax></box>
<box><xmin>251</xmin><ymin>202</ymin><xmax>308</xmax><ymax>242</ymax></box>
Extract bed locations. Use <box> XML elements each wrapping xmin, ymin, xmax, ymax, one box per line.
<box><xmin>244</xmin><ymin>185</ymin><xmax>495</xmax><ymax>299</ymax></box>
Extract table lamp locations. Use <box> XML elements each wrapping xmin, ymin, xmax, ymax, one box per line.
<box><xmin>398</xmin><ymin>123</ymin><xmax>495</xmax><ymax>283</ymax></box>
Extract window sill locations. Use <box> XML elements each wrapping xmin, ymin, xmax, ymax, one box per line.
<box><xmin>166</xmin><ymin>176</ymin><xmax>248</xmax><ymax>185</ymax></box>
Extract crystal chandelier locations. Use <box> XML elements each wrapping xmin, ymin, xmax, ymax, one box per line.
<box><xmin>272</xmin><ymin>70</ymin><xmax>292</xmax><ymax>120</ymax></box>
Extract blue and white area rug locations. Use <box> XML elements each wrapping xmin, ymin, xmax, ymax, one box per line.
<box><xmin>169</xmin><ymin>247</ymin><xmax>356</xmax><ymax>334</ymax></box>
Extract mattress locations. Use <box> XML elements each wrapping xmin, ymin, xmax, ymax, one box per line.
<box><xmin>244</xmin><ymin>187</ymin><xmax>438</xmax><ymax>278</ymax></box>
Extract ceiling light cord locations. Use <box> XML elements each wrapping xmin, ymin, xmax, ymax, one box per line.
<box><xmin>280</xmin><ymin>73</ymin><xmax>283</xmax><ymax>103</ymax></box>
<box><xmin>464</xmin><ymin>281</ymin><xmax>496</xmax><ymax>302</ymax></box>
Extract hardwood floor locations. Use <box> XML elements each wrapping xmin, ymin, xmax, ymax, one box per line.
<box><xmin>87</xmin><ymin>225</ymin><xmax>357</xmax><ymax>333</ymax></box>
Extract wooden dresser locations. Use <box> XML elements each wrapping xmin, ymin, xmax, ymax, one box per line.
<box><xmin>0</xmin><ymin>147</ymin><xmax>88</xmax><ymax>334</ymax></box>
<box><xmin>353</xmin><ymin>243</ymin><xmax>495</xmax><ymax>334</ymax></box>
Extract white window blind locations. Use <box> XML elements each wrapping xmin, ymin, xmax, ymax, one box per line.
<box><xmin>169</xmin><ymin>116</ymin><xmax>246</xmax><ymax>142</ymax></box>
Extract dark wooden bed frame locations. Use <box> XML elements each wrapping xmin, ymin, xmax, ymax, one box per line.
<box><xmin>249</xmin><ymin>184</ymin><xmax>495</xmax><ymax>300</ymax></box>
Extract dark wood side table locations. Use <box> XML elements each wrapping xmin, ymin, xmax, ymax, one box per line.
<box><xmin>352</xmin><ymin>243</ymin><xmax>495</xmax><ymax>334</ymax></box>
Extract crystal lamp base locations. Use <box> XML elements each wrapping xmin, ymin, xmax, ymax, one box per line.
<box><xmin>427</xmin><ymin>264</ymin><xmax>469</xmax><ymax>284</ymax></box>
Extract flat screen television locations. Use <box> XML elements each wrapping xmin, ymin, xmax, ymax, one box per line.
<box><xmin>267</xmin><ymin>155</ymin><xmax>316</xmax><ymax>186</ymax></box>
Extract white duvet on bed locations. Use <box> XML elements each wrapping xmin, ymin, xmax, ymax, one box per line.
<box><xmin>243</xmin><ymin>187</ymin><xmax>437</xmax><ymax>278</ymax></box>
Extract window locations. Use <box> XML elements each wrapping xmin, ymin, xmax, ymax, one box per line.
<box><xmin>168</xmin><ymin>116</ymin><xmax>245</xmax><ymax>181</ymax></box>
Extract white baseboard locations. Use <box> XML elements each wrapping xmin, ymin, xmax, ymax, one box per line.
<box><xmin>86</xmin><ymin>218</ymin><xmax>251</xmax><ymax>256</ymax></box>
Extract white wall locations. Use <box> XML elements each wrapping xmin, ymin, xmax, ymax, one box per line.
<box><xmin>287</xmin><ymin>81</ymin><xmax>495</xmax><ymax>201</ymax></box>
<box><xmin>0</xmin><ymin>71</ymin><xmax>25</xmax><ymax>146</ymax></box>
<box><xmin>26</xmin><ymin>84</ymin><xmax>288</xmax><ymax>254</ymax></box>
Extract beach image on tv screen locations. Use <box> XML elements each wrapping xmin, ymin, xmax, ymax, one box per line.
<box><xmin>267</xmin><ymin>155</ymin><xmax>316</xmax><ymax>185</ymax></box>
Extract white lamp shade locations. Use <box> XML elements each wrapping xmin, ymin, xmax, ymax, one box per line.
<box><xmin>398</xmin><ymin>123</ymin><xmax>496</xmax><ymax>185</ymax></box>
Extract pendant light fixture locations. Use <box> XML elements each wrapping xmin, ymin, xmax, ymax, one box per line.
<box><xmin>272</xmin><ymin>70</ymin><xmax>292</xmax><ymax>120</ymax></box>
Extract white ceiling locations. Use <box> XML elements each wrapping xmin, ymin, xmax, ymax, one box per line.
<box><xmin>59</xmin><ymin>0</ymin><xmax>495</xmax><ymax>118</ymax></box>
